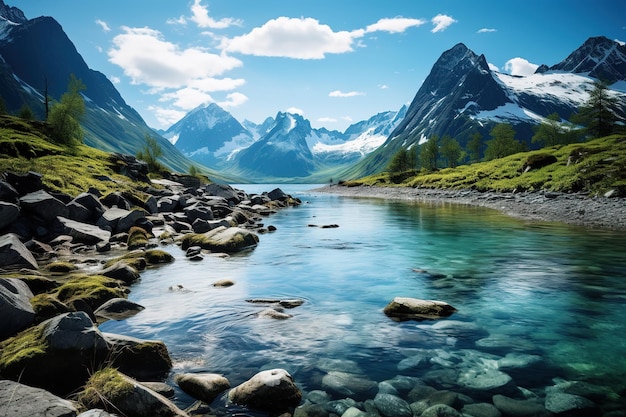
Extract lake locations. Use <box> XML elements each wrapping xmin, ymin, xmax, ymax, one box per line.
<box><xmin>100</xmin><ymin>184</ymin><xmax>626</xmax><ymax>415</ymax></box>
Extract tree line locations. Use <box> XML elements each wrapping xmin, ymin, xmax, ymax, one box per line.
<box><xmin>388</xmin><ymin>81</ymin><xmax>624</xmax><ymax>174</ymax></box>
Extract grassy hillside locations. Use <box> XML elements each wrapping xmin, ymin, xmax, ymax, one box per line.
<box><xmin>0</xmin><ymin>115</ymin><xmax>199</xmax><ymax>196</ymax></box>
<box><xmin>341</xmin><ymin>135</ymin><xmax>626</xmax><ymax>196</ymax></box>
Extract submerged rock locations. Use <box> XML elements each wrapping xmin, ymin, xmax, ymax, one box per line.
<box><xmin>373</xmin><ymin>393</ymin><xmax>413</xmax><ymax>417</ymax></box>
<box><xmin>383</xmin><ymin>297</ymin><xmax>457</xmax><ymax>321</ymax></box>
<box><xmin>321</xmin><ymin>371</ymin><xmax>378</xmax><ymax>399</ymax></box>
<box><xmin>175</xmin><ymin>373</ymin><xmax>230</xmax><ymax>404</ymax></box>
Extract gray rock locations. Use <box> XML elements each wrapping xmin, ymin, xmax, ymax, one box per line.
<box><xmin>257</xmin><ymin>307</ymin><xmax>292</xmax><ymax>319</ymax></box>
<box><xmin>42</xmin><ymin>311</ymin><xmax>110</xmax><ymax>351</ymax></box>
<box><xmin>0</xmin><ymin>233</ymin><xmax>38</xmax><ymax>270</ymax></box>
<box><xmin>457</xmin><ymin>367</ymin><xmax>514</xmax><ymax>394</ymax></box>
<box><xmin>373</xmin><ymin>393</ymin><xmax>412</xmax><ymax>417</ymax></box>
<box><xmin>0</xmin><ymin>277</ymin><xmax>35</xmax><ymax>339</ymax></box>
<box><xmin>101</xmin><ymin>332</ymin><xmax>172</xmax><ymax>380</ymax></box>
<box><xmin>341</xmin><ymin>407</ymin><xmax>368</xmax><ymax>417</ymax></box>
<box><xmin>0</xmin><ymin>201</ymin><xmax>20</xmax><ymax>230</ymax></box>
<box><xmin>140</xmin><ymin>382</ymin><xmax>175</xmax><ymax>399</ymax></box>
<box><xmin>72</xmin><ymin>192</ymin><xmax>107</xmax><ymax>216</ymax></box>
<box><xmin>544</xmin><ymin>392</ymin><xmax>597</xmax><ymax>415</ymax></box>
<box><xmin>101</xmin><ymin>261</ymin><xmax>140</xmax><ymax>285</ymax></box>
<box><xmin>77</xmin><ymin>410</ymin><xmax>117</xmax><ymax>417</ymax></box>
<box><xmin>184</xmin><ymin>204</ymin><xmax>214</xmax><ymax>222</ymax></box>
<box><xmin>421</xmin><ymin>404</ymin><xmax>461</xmax><ymax>417</ymax></box>
<box><xmin>205</xmin><ymin>183</ymin><xmax>242</xmax><ymax>205</ymax></box>
<box><xmin>383</xmin><ymin>297</ymin><xmax>457</xmax><ymax>320</ymax></box>
<box><xmin>322</xmin><ymin>371</ymin><xmax>378</xmax><ymax>399</ymax></box>
<box><xmin>228</xmin><ymin>368</ymin><xmax>302</xmax><ymax>411</ymax></box>
<box><xmin>100</xmin><ymin>192</ymin><xmax>131</xmax><ymax>210</ymax></box>
<box><xmin>268</xmin><ymin>188</ymin><xmax>289</xmax><ymax>201</ymax></box>
<box><xmin>94</xmin><ymin>298</ymin><xmax>145</xmax><ymax>321</ymax></box>
<box><xmin>492</xmin><ymin>394</ymin><xmax>548</xmax><ymax>417</ymax></box>
<box><xmin>174</xmin><ymin>373</ymin><xmax>230</xmax><ymax>404</ymax></box>
<box><xmin>461</xmin><ymin>402</ymin><xmax>501</xmax><ymax>417</ymax></box>
<box><xmin>0</xmin><ymin>379</ymin><xmax>78</xmax><ymax>417</ymax></box>
<box><xmin>194</xmin><ymin>226</ymin><xmax>259</xmax><ymax>252</ymax></box>
<box><xmin>97</xmin><ymin>207</ymin><xmax>147</xmax><ymax>234</ymax></box>
<box><xmin>57</xmin><ymin>217</ymin><xmax>111</xmax><ymax>245</ymax></box>
<box><xmin>20</xmin><ymin>189</ymin><xmax>69</xmax><ymax>222</ymax></box>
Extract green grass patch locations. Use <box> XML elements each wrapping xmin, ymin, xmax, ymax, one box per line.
<box><xmin>79</xmin><ymin>367</ymin><xmax>135</xmax><ymax>410</ymax></box>
<box><xmin>0</xmin><ymin>325</ymin><xmax>47</xmax><ymax>372</ymax></box>
<box><xmin>350</xmin><ymin>135</ymin><xmax>626</xmax><ymax>195</ymax></box>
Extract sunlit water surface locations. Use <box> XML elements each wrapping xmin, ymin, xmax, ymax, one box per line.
<box><xmin>100</xmin><ymin>184</ymin><xmax>626</xmax><ymax>413</ymax></box>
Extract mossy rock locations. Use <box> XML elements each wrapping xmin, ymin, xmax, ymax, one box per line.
<box><xmin>79</xmin><ymin>367</ymin><xmax>135</xmax><ymax>410</ymax></box>
<box><xmin>109</xmin><ymin>340</ymin><xmax>173</xmax><ymax>380</ymax></box>
<box><xmin>127</xmin><ymin>226</ymin><xmax>149</xmax><ymax>250</ymax></box>
<box><xmin>4</xmin><ymin>274</ymin><xmax>59</xmax><ymax>295</ymax></box>
<box><xmin>30</xmin><ymin>293</ymin><xmax>71</xmax><ymax>323</ymax></box>
<box><xmin>55</xmin><ymin>275</ymin><xmax>127</xmax><ymax>311</ymax></box>
<box><xmin>103</xmin><ymin>249</ymin><xmax>174</xmax><ymax>270</ymax></box>
<box><xmin>179</xmin><ymin>227</ymin><xmax>259</xmax><ymax>253</ymax></box>
<box><xmin>45</xmin><ymin>261</ymin><xmax>78</xmax><ymax>274</ymax></box>
<box><xmin>0</xmin><ymin>325</ymin><xmax>47</xmax><ymax>373</ymax></box>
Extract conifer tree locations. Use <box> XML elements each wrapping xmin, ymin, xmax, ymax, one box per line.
<box><xmin>48</xmin><ymin>74</ymin><xmax>86</xmax><ymax>146</ymax></box>
<box><xmin>572</xmin><ymin>81</ymin><xmax>621</xmax><ymax>138</ymax></box>
<box><xmin>484</xmin><ymin>123</ymin><xmax>525</xmax><ymax>160</ymax></box>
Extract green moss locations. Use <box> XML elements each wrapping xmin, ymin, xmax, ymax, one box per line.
<box><xmin>55</xmin><ymin>275</ymin><xmax>127</xmax><ymax>310</ymax></box>
<box><xmin>103</xmin><ymin>249</ymin><xmax>173</xmax><ymax>270</ymax></box>
<box><xmin>30</xmin><ymin>293</ymin><xmax>70</xmax><ymax>322</ymax></box>
<box><xmin>79</xmin><ymin>367</ymin><xmax>134</xmax><ymax>410</ymax></box>
<box><xmin>45</xmin><ymin>261</ymin><xmax>78</xmax><ymax>274</ymax></box>
<box><xmin>0</xmin><ymin>326</ymin><xmax>47</xmax><ymax>372</ymax></box>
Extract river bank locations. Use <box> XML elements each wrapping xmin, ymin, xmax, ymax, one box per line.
<box><xmin>315</xmin><ymin>184</ymin><xmax>626</xmax><ymax>231</ymax></box>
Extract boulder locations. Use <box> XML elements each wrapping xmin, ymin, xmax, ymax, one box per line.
<box><xmin>0</xmin><ymin>379</ymin><xmax>78</xmax><ymax>417</ymax></box>
<box><xmin>97</xmin><ymin>207</ymin><xmax>147</xmax><ymax>234</ymax></box>
<box><xmin>101</xmin><ymin>261</ymin><xmax>140</xmax><ymax>285</ymax></box>
<box><xmin>180</xmin><ymin>226</ymin><xmax>259</xmax><ymax>253</ymax></box>
<box><xmin>94</xmin><ymin>298</ymin><xmax>145</xmax><ymax>321</ymax></box>
<box><xmin>0</xmin><ymin>201</ymin><xmax>20</xmax><ymax>230</ymax></box>
<box><xmin>544</xmin><ymin>392</ymin><xmax>597</xmax><ymax>416</ymax></box>
<box><xmin>204</xmin><ymin>183</ymin><xmax>242</xmax><ymax>205</ymax></box>
<box><xmin>5</xmin><ymin>171</ymin><xmax>44</xmax><ymax>196</ymax></box>
<box><xmin>321</xmin><ymin>371</ymin><xmax>378</xmax><ymax>400</ymax></box>
<box><xmin>57</xmin><ymin>217</ymin><xmax>111</xmax><ymax>245</ymax></box>
<box><xmin>71</xmin><ymin>192</ymin><xmax>107</xmax><ymax>218</ymax></box>
<box><xmin>421</xmin><ymin>404</ymin><xmax>462</xmax><ymax>417</ymax></box>
<box><xmin>383</xmin><ymin>297</ymin><xmax>457</xmax><ymax>320</ymax></box>
<box><xmin>20</xmin><ymin>189</ymin><xmax>69</xmax><ymax>222</ymax></box>
<box><xmin>183</xmin><ymin>204</ymin><xmax>214</xmax><ymax>222</ymax></box>
<box><xmin>175</xmin><ymin>373</ymin><xmax>230</xmax><ymax>404</ymax></box>
<box><xmin>77</xmin><ymin>410</ymin><xmax>116</xmax><ymax>417</ymax></box>
<box><xmin>492</xmin><ymin>394</ymin><xmax>548</xmax><ymax>417</ymax></box>
<box><xmin>267</xmin><ymin>188</ymin><xmax>289</xmax><ymax>201</ymax></box>
<box><xmin>0</xmin><ymin>179</ymin><xmax>19</xmax><ymax>202</ymax></box>
<box><xmin>228</xmin><ymin>369</ymin><xmax>302</xmax><ymax>411</ymax></box>
<box><xmin>0</xmin><ymin>278</ymin><xmax>35</xmax><ymax>339</ymax></box>
<box><xmin>102</xmin><ymin>332</ymin><xmax>172</xmax><ymax>380</ymax></box>
<box><xmin>0</xmin><ymin>233</ymin><xmax>38</xmax><ymax>270</ymax></box>
<box><xmin>461</xmin><ymin>403</ymin><xmax>502</xmax><ymax>417</ymax></box>
<box><xmin>373</xmin><ymin>393</ymin><xmax>413</xmax><ymax>417</ymax></box>
<box><xmin>80</xmin><ymin>368</ymin><xmax>187</xmax><ymax>417</ymax></box>
<box><xmin>100</xmin><ymin>192</ymin><xmax>131</xmax><ymax>210</ymax></box>
<box><xmin>66</xmin><ymin>201</ymin><xmax>92</xmax><ymax>223</ymax></box>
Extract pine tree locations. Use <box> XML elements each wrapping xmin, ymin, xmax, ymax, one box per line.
<box><xmin>572</xmin><ymin>81</ymin><xmax>621</xmax><ymax>138</ymax></box>
<box><xmin>532</xmin><ymin>112</ymin><xmax>579</xmax><ymax>146</ymax></box>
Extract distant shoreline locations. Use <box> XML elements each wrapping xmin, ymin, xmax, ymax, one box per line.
<box><xmin>313</xmin><ymin>185</ymin><xmax>626</xmax><ymax>231</ymax></box>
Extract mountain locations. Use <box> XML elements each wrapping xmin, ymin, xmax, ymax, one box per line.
<box><xmin>0</xmin><ymin>1</ymin><xmax>236</xmax><ymax>180</ymax></box>
<box><xmin>345</xmin><ymin>37</ymin><xmax>626</xmax><ymax>178</ymax></box>
<box><xmin>232</xmin><ymin>112</ymin><xmax>316</xmax><ymax>178</ymax></box>
<box><xmin>163</xmin><ymin>103</ymin><xmax>255</xmax><ymax>166</ymax></box>
<box><xmin>242</xmin><ymin>117</ymin><xmax>275</xmax><ymax>141</ymax></box>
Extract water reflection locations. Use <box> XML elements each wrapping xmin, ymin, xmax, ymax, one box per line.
<box><xmin>100</xmin><ymin>187</ymin><xmax>626</xmax><ymax>413</ymax></box>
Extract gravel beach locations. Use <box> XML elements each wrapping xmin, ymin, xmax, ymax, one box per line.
<box><xmin>315</xmin><ymin>185</ymin><xmax>626</xmax><ymax>231</ymax></box>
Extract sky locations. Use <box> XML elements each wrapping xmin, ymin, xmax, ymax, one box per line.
<box><xmin>10</xmin><ymin>0</ymin><xmax>626</xmax><ymax>132</ymax></box>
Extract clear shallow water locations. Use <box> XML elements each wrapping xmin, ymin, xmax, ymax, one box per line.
<box><xmin>101</xmin><ymin>185</ymin><xmax>626</xmax><ymax>413</ymax></box>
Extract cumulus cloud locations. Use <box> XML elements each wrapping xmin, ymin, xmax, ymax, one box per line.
<box><xmin>378</xmin><ymin>84</ymin><xmax>389</xmax><ymax>89</ymax></box>
<box><xmin>477</xmin><ymin>28</ymin><xmax>497</xmax><ymax>34</ymax></box>
<box><xmin>488</xmin><ymin>63</ymin><xmax>499</xmax><ymax>72</ymax></box>
<box><xmin>504</xmin><ymin>57</ymin><xmax>539</xmax><ymax>76</ymax></box>
<box><xmin>108</xmin><ymin>26</ymin><xmax>243</xmax><ymax>88</ymax></box>
<box><xmin>318</xmin><ymin>117</ymin><xmax>338</xmax><ymax>123</ymax></box>
<box><xmin>431</xmin><ymin>14</ymin><xmax>456</xmax><ymax>33</ymax></box>
<box><xmin>218</xmin><ymin>92</ymin><xmax>248</xmax><ymax>108</ymax></box>
<box><xmin>109</xmin><ymin>75</ymin><xmax>121</xmax><ymax>84</ymax></box>
<box><xmin>160</xmin><ymin>87</ymin><xmax>213</xmax><ymax>110</ymax></box>
<box><xmin>148</xmin><ymin>105</ymin><xmax>187</xmax><ymax>127</ymax></box>
<box><xmin>223</xmin><ymin>17</ymin><xmax>356</xmax><ymax>59</ymax></box>
<box><xmin>96</xmin><ymin>19</ymin><xmax>110</xmax><ymax>32</ymax></box>
<box><xmin>329</xmin><ymin>90</ymin><xmax>365</xmax><ymax>97</ymax></box>
<box><xmin>190</xmin><ymin>0</ymin><xmax>242</xmax><ymax>29</ymax></box>
<box><xmin>286</xmin><ymin>107</ymin><xmax>304</xmax><ymax>115</ymax></box>
<box><xmin>167</xmin><ymin>16</ymin><xmax>187</xmax><ymax>25</ymax></box>
<box><xmin>365</xmin><ymin>17</ymin><xmax>426</xmax><ymax>34</ymax></box>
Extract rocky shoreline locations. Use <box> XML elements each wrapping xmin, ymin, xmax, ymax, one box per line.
<box><xmin>315</xmin><ymin>184</ymin><xmax>626</xmax><ymax>231</ymax></box>
<box><xmin>0</xmin><ymin>162</ymin><xmax>305</xmax><ymax>416</ymax></box>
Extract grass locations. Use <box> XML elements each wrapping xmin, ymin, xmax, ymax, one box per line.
<box><xmin>347</xmin><ymin>135</ymin><xmax>626</xmax><ymax>195</ymax></box>
<box><xmin>0</xmin><ymin>325</ymin><xmax>47</xmax><ymax>372</ymax></box>
<box><xmin>79</xmin><ymin>367</ymin><xmax>135</xmax><ymax>411</ymax></box>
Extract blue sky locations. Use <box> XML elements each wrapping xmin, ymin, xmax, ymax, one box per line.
<box><xmin>11</xmin><ymin>0</ymin><xmax>626</xmax><ymax>131</ymax></box>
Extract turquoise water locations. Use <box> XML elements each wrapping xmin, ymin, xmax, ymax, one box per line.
<box><xmin>100</xmin><ymin>185</ymin><xmax>626</xmax><ymax>413</ymax></box>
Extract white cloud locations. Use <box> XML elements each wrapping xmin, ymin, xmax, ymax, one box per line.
<box><xmin>189</xmin><ymin>77</ymin><xmax>246</xmax><ymax>92</ymax></box>
<box><xmin>329</xmin><ymin>90</ymin><xmax>365</xmax><ymax>98</ymax></box>
<box><xmin>431</xmin><ymin>14</ymin><xmax>457</xmax><ymax>33</ymax></box>
<box><xmin>95</xmin><ymin>19</ymin><xmax>111</xmax><ymax>32</ymax></box>
<box><xmin>148</xmin><ymin>105</ymin><xmax>187</xmax><ymax>127</ymax></box>
<box><xmin>341</xmin><ymin>116</ymin><xmax>353</xmax><ymax>123</ymax></box>
<box><xmin>286</xmin><ymin>107</ymin><xmax>304</xmax><ymax>115</ymax></box>
<box><xmin>365</xmin><ymin>17</ymin><xmax>426</xmax><ymax>34</ymax></box>
<box><xmin>318</xmin><ymin>117</ymin><xmax>337</xmax><ymax>123</ymax></box>
<box><xmin>167</xmin><ymin>16</ymin><xmax>187</xmax><ymax>25</ymax></box>
<box><xmin>477</xmin><ymin>28</ymin><xmax>497</xmax><ymax>34</ymax></box>
<box><xmin>218</xmin><ymin>92</ymin><xmax>248</xmax><ymax>108</ymax></box>
<box><xmin>223</xmin><ymin>17</ymin><xmax>356</xmax><ymax>59</ymax></box>
<box><xmin>190</xmin><ymin>0</ymin><xmax>242</xmax><ymax>29</ymax></box>
<box><xmin>109</xmin><ymin>75</ymin><xmax>121</xmax><ymax>84</ymax></box>
<box><xmin>378</xmin><ymin>84</ymin><xmax>389</xmax><ymax>89</ymax></box>
<box><xmin>108</xmin><ymin>26</ymin><xmax>242</xmax><ymax>88</ymax></box>
<box><xmin>504</xmin><ymin>57</ymin><xmax>539</xmax><ymax>76</ymax></box>
<box><xmin>488</xmin><ymin>63</ymin><xmax>499</xmax><ymax>72</ymax></box>
<box><xmin>159</xmin><ymin>87</ymin><xmax>214</xmax><ymax>110</ymax></box>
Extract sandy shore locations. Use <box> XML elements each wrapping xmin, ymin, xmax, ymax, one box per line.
<box><xmin>314</xmin><ymin>185</ymin><xmax>626</xmax><ymax>231</ymax></box>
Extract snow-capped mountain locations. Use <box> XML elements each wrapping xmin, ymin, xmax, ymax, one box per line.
<box><xmin>163</xmin><ymin>103</ymin><xmax>255</xmax><ymax>166</ymax></box>
<box><xmin>242</xmin><ymin>117</ymin><xmax>275</xmax><ymax>141</ymax></box>
<box><xmin>349</xmin><ymin>37</ymin><xmax>626</xmax><ymax>177</ymax></box>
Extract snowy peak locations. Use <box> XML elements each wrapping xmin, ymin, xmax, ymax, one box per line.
<box><xmin>0</xmin><ymin>0</ymin><xmax>26</xmax><ymax>25</ymax></box>
<box><xmin>543</xmin><ymin>36</ymin><xmax>626</xmax><ymax>83</ymax></box>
